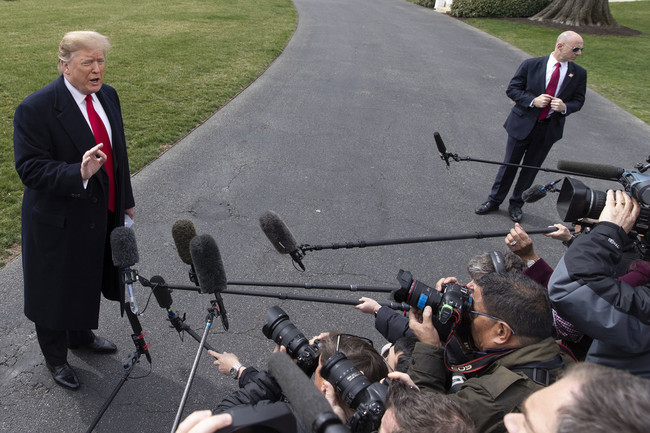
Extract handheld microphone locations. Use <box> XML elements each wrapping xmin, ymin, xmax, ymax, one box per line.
<box><xmin>434</xmin><ymin>131</ymin><xmax>449</xmax><ymax>167</ymax></box>
<box><xmin>557</xmin><ymin>160</ymin><xmax>624</xmax><ymax>180</ymax></box>
<box><xmin>522</xmin><ymin>178</ymin><xmax>563</xmax><ymax>203</ymax></box>
<box><xmin>110</xmin><ymin>226</ymin><xmax>140</xmax><ymax>315</ymax></box>
<box><xmin>259</xmin><ymin>210</ymin><xmax>306</xmax><ymax>271</ymax></box>
<box><xmin>268</xmin><ymin>352</ymin><xmax>351</xmax><ymax>433</ymax></box>
<box><xmin>190</xmin><ymin>234</ymin><xmax>229</xmax><ymax>330</ymax></box>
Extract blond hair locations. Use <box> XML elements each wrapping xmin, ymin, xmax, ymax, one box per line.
<box><xmin>57</xmin><ymin>31</ymin><xmax>111</xmax><ymax>74</ymax></box>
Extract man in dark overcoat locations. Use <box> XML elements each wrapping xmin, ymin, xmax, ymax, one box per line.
<box><xmin>13</xmin><ymin>31</ymin><xmax>135</xmax><ymax>390</ymax></box>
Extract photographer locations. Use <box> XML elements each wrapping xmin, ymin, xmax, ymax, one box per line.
<box><xmin>549</xmin><ymin>190</ymin><xmax>650</xmax><ymax>378</ymax></box>
<box><xmin>379</xmin><ymin>380</ymin><xmax>475</xmax><ymax>433</ymax></box>
<box><xmin>407</xmin><ymin>273</ymin><xmax>573</xmax><ymax>433</ymax></box>
<box><xmin>503</xmin><ymin>362</ymin><xmax>650</xmax><ymax>433</ymax></box>
<box><xmin>210</xmin><ymin>332</ymin><xmax>388</xmax><ymax>429</ymax></box>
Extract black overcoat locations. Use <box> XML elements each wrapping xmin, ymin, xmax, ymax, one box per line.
<box><xmin>14</xmin><ymin>75</ymin><xmax>135</xmax><ymax>330</ymax></box>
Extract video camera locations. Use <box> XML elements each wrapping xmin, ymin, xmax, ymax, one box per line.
<box><xmin>556</xmin><ymin>159</ymin><xmax>650</xmax><ymax>258</ymax></box>
<box><xmin>394</xmin><ymin>270</ymin><xmax>472</xmax><ymax>325</ymax></box>
<box><xmin>320</xmin><ymin>352</ymin><xmax>388</xmax><ymax>433</ymax></box>
<box><xmin>262</xmin><ymin>306</ymin><xmax>321</xmax><ymax>376</ymax></box>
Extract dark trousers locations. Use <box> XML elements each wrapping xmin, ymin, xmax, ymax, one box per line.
<box><xmin>488</xmin><ymin>122</ymin><xmax>555</xmax><ymax>208</ymax></box>
<box><xmin>35</xmin><ymin>324</ymin><xmax>94</xmax><ymax>366</ymax></box>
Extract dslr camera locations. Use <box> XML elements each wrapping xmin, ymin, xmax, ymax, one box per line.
<box><xmin>262</xmin><ymin>306</ymin><xmax>321</xmax><ymax>376</ymax></box>
<box><xmin>320</xmin><ymin>352</ymin><xmax>388</xmax><ymax>433</ymax></box>
<box><xmin>394</xmin><ymin>269</ymin><xmax>472</xmax><ymax>324</ymax></box>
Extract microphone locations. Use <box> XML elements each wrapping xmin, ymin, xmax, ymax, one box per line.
<box><xmin>557</xmin><ymin>160</ymin><xmax>624</xmax><ymax>180</ymax></box>
<box><xmin>522</xmin><ymin>178</ymin><xmax>562</xmax><ymax>203</ymax></box>
<box><xmin>172</xmin><ymin>219</ymin><xmax>197</xmax><ymax>266</ymax></box>
<box><xmin>110</xmin><ymin>226</ymin><xmax>140</xmax><ymax>315</ymax></box>
<box><xmin>259</xmin><ymin>210</ymin><xmax>306</xmax><ymax>271</ymax></box>
<box><xmin>434</xmin><ymin>131</ymin><xmax>449</xmax><ymax>167</ymax></box>
<box><xmin>268</xmin><ymin>352</ymin><xmax>350</xmax><ymax>433</ymax></box>
<box><xmin>151</xmin><ymin>275</ymin><xmax>173</xmax><ymax>309</ymax></box>
<box><xmin>189</xmin><ymin>234</ymin><xmax>229</xmax><ymax>330</ymax></box>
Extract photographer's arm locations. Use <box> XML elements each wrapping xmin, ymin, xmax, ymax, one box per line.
<box><xmin>549</xmin><ymin>192</ymin><xmax>650</xmax><ymax>351</ymax></box>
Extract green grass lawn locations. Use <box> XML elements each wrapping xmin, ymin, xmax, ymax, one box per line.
<box><xmin>460</xmin><ymin>1</ymin><xmax>650</xmax><ymax>124</ymax></box>
<box><xmin>0</xmin><ymin>0</ymin><xmax>648</xmax><ymax>267</ymax></box>
<box><xmin>0</xmin><ymin>0</ymin><xmax>297</xmax><ymax>266</ymax></box>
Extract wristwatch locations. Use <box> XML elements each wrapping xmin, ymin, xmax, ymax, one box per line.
<box><xmin>229</xmin><ymin>362</ymin><xmax>243</xmax><ymax>379</ymax></box>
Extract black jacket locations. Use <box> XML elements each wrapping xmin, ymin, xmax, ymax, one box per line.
<box><xmin>549</xmin><ymin>222</ymin><xmax>650</xmax><ymax>378</ymax></box>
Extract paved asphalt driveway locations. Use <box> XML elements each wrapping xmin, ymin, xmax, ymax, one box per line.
<box><xmin>1</xmin><ymin>0</ymin><xmax>648</xmax><ymax>431</ymax></box>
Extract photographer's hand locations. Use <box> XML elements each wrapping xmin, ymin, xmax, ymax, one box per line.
<box><xmin>209</xmin><ymin>350</ymin><xmax>244</xmax><ymax>378</ymax></box>
<box><xmin>599</xmin><ymin>190</ymin><xmax>641</xmax><ymax>233</ymax></box>
<box><xmin>386</xmin><ymin>371</ymin><xmax>419</xmax><ymax>390</ymax></box>
<box><xmin>175</xmin><ymin>410</ymin><xmax>233</xmax><ymax>433</ymax></box>
<box><xmin>321</xmin><ymin>381</ymin><xmax>349</xmax><ymax>422</ymax></box>
<box><xmin>544</xmin><ymin>223</ymin><xmax>573</xmax><ymax>242</ymax></box>
<box><xmin>505</xmin><ymin>223</ymin><xmax>539</xmax><ymax>262</ymax></box>
<box><xmin>355</xmin><ymin>297</ymin><xmax>381</xmax><ymax>315</ymax></box>
<box><xmin>408</xmin><ymin>306</ymin><xmax>441</xmax><ymax>348</ymax></box>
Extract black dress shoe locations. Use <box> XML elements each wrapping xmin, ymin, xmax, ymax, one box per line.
<box><xmin>475</xmin><ymin>201</ymin><xmax>499</xmax><ymax>215</ymax></box>
<box><xmin>509</xmin><ymin>206</ymin><xmax>523</xmax><ymax>222</ymax></box>
<box><xmin>85</xmin><ymin>335</ymin><xmax>118</xmax><ymax>353</ymax></box>
<box><xmin>46</xmin><ymin>362</ymin><xmax>80</xmax><ymax>390</ymax></box>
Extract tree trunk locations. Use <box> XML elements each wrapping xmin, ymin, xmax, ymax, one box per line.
<box><xmin>530</xmin><ymin>0</ymin><xmax>619</xmax><ymax>27</ymax></box>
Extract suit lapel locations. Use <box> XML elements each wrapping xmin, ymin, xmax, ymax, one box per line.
<box><xmin>557</xmin><ymin>62</ymin><xmax>576</xmax><ymax>97</ymax></box>
<box><xmin>53</xmin><ymin>76</ymin><xmax>96</xmax><ymax>157</ymax></box>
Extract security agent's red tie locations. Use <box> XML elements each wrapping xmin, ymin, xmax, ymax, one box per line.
<box><xmin>85</xmin><ymin>94</ymin><xmax>115</xmax><ymax>212</ymax></box>
<box><xmin>538</xmin><ymin>62</ymin><xmax>561</xmax><ymax>121</ymax></box>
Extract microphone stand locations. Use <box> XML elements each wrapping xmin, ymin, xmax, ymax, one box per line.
<box><xmin>439</xmin><ymin>151</ymin><xmax>618</xmax><ymax>181</ymax></box>
<box><xmin>171</xmin><ymin>299</ymin><xmax>220</xmax><ymax>433</ymax></box>
<box><xmin>86</xmin><ymin>303</ymin><xmax>152</xmax><ymax>433</ymax></box>
<box><xmin>139</xmin><ymin>277</ymin><xmax>410</xmax><ymax>310</ymax></box>
<box><xmin>299</xmin><ymin>227</ymin><xmax>558</xmax><ymax>253</ymax></box>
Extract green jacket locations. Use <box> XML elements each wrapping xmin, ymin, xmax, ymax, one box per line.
<box><xmin>407</xmin><ymin>337</ymin><xmax>573</xmax><ymax>433</ymax></box>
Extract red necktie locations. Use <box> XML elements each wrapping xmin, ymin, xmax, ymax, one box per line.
<box><xmin>85</xmin><ymin>94</ymin><xmax>115</xmax><ymax>212</ymax></box>
<box><xmin>538</xmin><ymin>62</ymin><xmax>561</xmax><ymax>121</ymax></box>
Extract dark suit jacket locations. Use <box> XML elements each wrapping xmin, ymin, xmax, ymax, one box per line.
<box><xmin>503</xmin><ymin>56</ymin><xmax>587</xmax><ymax>144</ymax></box>
<box><xmin>14</xmin><ymin>75</ymin><xmax>135</xmax><ymax>330</ymax></box>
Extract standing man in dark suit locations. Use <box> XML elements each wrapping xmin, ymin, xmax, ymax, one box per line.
<box><xmin>475</xmin><ymin>31</ymin><xmax>587</xmax><ymax>222</ymax></box>
<box><xmin>13</xmin><ymin>31</ymin><xmax>135</xmax><ymax>390</ymax></box>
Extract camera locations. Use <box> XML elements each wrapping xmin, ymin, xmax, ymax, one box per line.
<box><xmin>394</xmin><ymin>270</ymin><xmax>472</xmax><ymax>324</ymax></box>
<box><xmin>262</xmin><ymin>306</ymin><xmax>320</xmax><ymax>376</ymax></box>
<box><xmin>320</xmin><ymin>352</ymin><xmax>388</xmax><ymax>433</ymax></box>
<box><xmin>557</xmin><ymin>175</ymin><xmax>650</xmax><ymax>256</ymax></box>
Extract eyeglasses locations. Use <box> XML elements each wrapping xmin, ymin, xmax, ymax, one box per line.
<box><xmin>571</xmin><ymin>46</ymin><xmax>583</xmax><ymax>53</ymax></box>
<box><xmin>468</xmin><ymin>310</ymin><xmax>516</xmax><ymax>335</ymax></box>
<box><xmin>335</xmin><ymin>333</ymin><xmax>373</xmax><ymax>352</ymax></box>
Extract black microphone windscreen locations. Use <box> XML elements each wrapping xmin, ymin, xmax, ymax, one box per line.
<box><xmin>150</xmin><ymin>275</ymin><xmax>172</xmax><ymax>309</ymax></box>
<box><xmin>522</xmin><ymin>185</ymin><xmax>547</xmax><ymax>203</ymax></box>
<box><xmin>268</xmin><ymin>352</ymin><xmax>348</xmax><ymax>433</ymax></box>
<box><xmin>259</xmin><ymin>210</ymin><xmax>299</xmax><ymax>255</ymax></box>
<box><xmin>434</xmin><ymin>131</ymin><xmax>446</xmax><ymax>154</ymax></box>
<box><xmin>110</xmin><ymin>226</ymin><xmax>139</xmax><ymax>268</ymax></box>
<box><xmin>190</xmin><ymin>234</ymin><xmax>227</xmax><ymax>294</ymax></box>
<box><xmin>172</xmin><ymin>219</ymin><xmax>197</xmax><ymax>265</ymax></box>
<box><xmin>557</xmin><ymin>160</ymin><xmax>624</xmax><ymax>180</ymax></box>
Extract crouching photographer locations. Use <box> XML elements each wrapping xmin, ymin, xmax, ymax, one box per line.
<box><xmin>210</xmin><ymin>306</ymin><xmax>389</xmax><ymax>432</ymax></box>
<box><xmin>549</xmin><ymin>189</ymin><xmax>650</xmax><ymax>378</ymax></box>
<box><xmin>404</xmin><ymin>272</ymin><xmax>574</xmax><ymax>433</ymax></box>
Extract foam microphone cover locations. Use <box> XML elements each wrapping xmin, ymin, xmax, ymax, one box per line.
<box><xmin>171</xmin><ymin>219</ymin><xmax>197</xmax><ymax>265</ymax></box>
<box><xmin>150</xmin><ymin>275</ymin><xmax>172</xmax><ymax>309</ymax></box>
<box><xmin>522</xmin><ymin>185</ymin><xmax>547</xmax><ymax>203</ymax></box>
<box><xmin>259</xmin><ymin>210</ymin><xmax>299</xmax><ymax>254</ymax></box>
<box><xmin>557</xmin><ymin>160</ymin><xmax>624</xmax><ymax>180</ymax></box>
<box><xmin>190</xmin><ymin>234</ymin><xmax>227</xmax><ymax>294</ymax></box>
<box><xmin>268</xmin><ymin>352</ymin><xmax>349</xmax><ymax>433</ymax></box>
<box><xmin>110</xmin><ymin>226</ymin><xmax>139</xmax><ymax>268</ymax></box>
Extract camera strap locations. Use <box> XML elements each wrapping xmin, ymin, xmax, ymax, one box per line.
<box><xmin>446</xmin><ymin>348</ymin><xmax>517</xmax><ymax>376</ymax></box>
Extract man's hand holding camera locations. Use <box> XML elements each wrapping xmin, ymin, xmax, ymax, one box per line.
<box><xmin>408</xmin><ymin>277</ymin><xmax>460</xmax><ymax>348</ymax></box>
<box><xmin>599</xmin><ymin>190</ymin><xmax>641</xmax><ymax>233</ymax></box>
